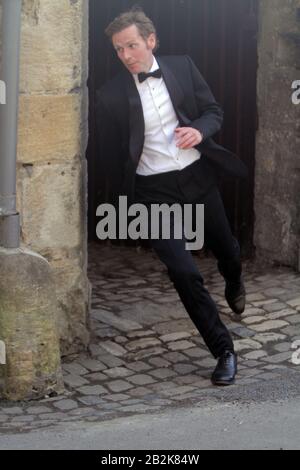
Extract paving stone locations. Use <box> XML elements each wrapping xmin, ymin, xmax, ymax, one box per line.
<box><xmin>77</xmin><ymin>359</ymin><xmax>107</xmax><ymax>372</ymax></box>
<box><xmin>95</xmin><ymin>328</ymin><xmax>121</xmax><ymax>339</ymax></box>
<box><xmin>127</xmin><ymin>330</ymin><xmax>155</xmax><ymax>339</ymax></box>
<box><xmin>104</xmin><ymin>394</ymin><xmax>130</xmax><ymax>402</ymax></box>
<box><xmin>240</xmin><ymin>360</ymin><xmax>261</xmax><ymax>368</ymax></box>
<box><xmin>106</xmin><ymin>380</ymin><xmax>134</xmax><ymax>392</ymax></box>
<box><xmin>63</xmin><ymin>375</ymin><xmax>90</xmax><ymax>388</ymax></box>
<box><xmin>53</xmin><ymin>400</ymin><xmax>78</xmax><ymax>411</ymax></box>
<box><xmin>268</xmin><ymin>309</ymin><xmax>298</xmax><ymax>320</ymax></box>
<box><xmin>255</xmin><ymin>372</ymin><xmax>282</xmax><ymax>381</ymax></box>
<box><xmin>173</xmin><ymin>363</ymin><xmax>198</xmax><ymax>375</ymax></box>
<box><xmin>263</xmin><ymin>288</ymin><xmax>287</xmax><ymax>296</ymax></box>
<box><xmin>287</xmin><ymin>297</ymin><xmax>300</xmax><ymax>308</ymax></box>
<box><xmin>263</xmin><ymin>352</ymin><xmax>294</xmax><ymax>364</ymax></box>
<box><xmin>151</xmin><ymin>319</ymin><xmax>196</xmax><ymax>335</ymax></box>
<box><xmin>148</xmin><ymin>368</ymin><xmax>177</xmax><ymax>379</ymax></box>
<box><xmin>160</xmin><ymin>332</ymin><xmax>191</xmax><ymax>343</ymax></box>
<box><xmin>99</xmin><ymin>354</ymin><xmax>125</xmax><ymax>368</ymax></box>
<box><xmin>273</xmin><ymin>342</ymin><xmax>293</xmax><ymax>353</ymax></box>
<box><xmin>99</xmin><ymin>403</ymin><xmax>123</xmax><ymax>411</ymax></box>
<box><xmin>252</xmin><ymin>299</ymin><xmax>277</xmax><ymax>307</ymax></box>
<box><xmin>196</xmin><ymin>357</ymin><xmax>217</xmax><ymax>368</ymax></box>
<box><xmin>101</xmin><ymin>341</ymin><xmax>128</xmax><ymax>357</ymax></box>
<box><xmin>246</xmin><ymin>293</ymin><xmax>266</xmax><ymax>302</ymax></box>
<box><xmin>85</xmin><ymin>372</ymin><xmax>107</xmax><ymax>381</ymax></box>
<box><xmin>77</xmin><ymin>385</ymin><xmax>107</xmax><ymax>395</ymax></box>
<box><xmin>252</xmin><ymin>332</ymin><xmax>287</xmax><ymax>344</ymax></box>
<box><xmin>233</xmin><ymin>339</ymin><xmax>262</xmax><ymax>352</ymax></box>
<box><xmin>150</xmin><ymin>381</ymin><xmax>177</xmax><ymax>392</ymax></box>
<box><xmin>125</xmin><ymin>338</ymin><xmax>162</xmax><ymax>352</ymax></box>
<box><xmin>68</xmin><ymin>408</ymin><xmax>96</xmax><ymax>417</ymax></box>
<box><xmin>183</xmin><ymin>348</ymin><xmax>209</xmax><ymax>359</ymax></box>
<box><xmin>127</xmin><ymin>387</ymin><xmax>153</xmax><ymax>398</ymax></box>
<box><xmin>282</xmin><ymin>325</ymin><xmax>300</xmax><ymax>337</ymax></box>
<box><xmin>174</xmin><ymin>374</ymin><xmax>201</xmax><ymax>385</ymax></box>
<box><xmin>127</xmin><ymin>374</ymin><xmax>157</xmax><ymax>385</ymax></box>
<box><xmin>77</xmin><ymin>396</ymin><xmax>107</xmax><ymax>406</ymax></box>
<box><xmin>263</xmin><ymin>302</ymin><xmax>289</xmax><ymax>313</ymax></box>
<box><xmin>243</xmin><ymin>350</ymin><xmax>268</xmax><ymax>360</ymax></box>
<box><xmin>88</xmin><ymin>344</ymin><xmax>108</xmax><ymax>357</ymax></box>
<box><xmin>243</xmin><ymin>316</ymin><xmax>266</xmax><ymax>325</ymax></box>
<box><xmin>39</xmin><ymin>412</ymin><xmax>66</xmax><ymax>420</ymax></box>
<box><xmin>237</xmin><ymin>368</ymin><xmax>262</xmax><ymax>377</ymax></box>
<box><xmin>25</xmin><ymin>406</ymin><xmax>53</xmax><ymax>415</ymax></box>
<box><xmin>1</xmin><ymin>407</ymin><xmax>23</xmax><ymax>415</ymax></box>
<box><xmin>230</xmin><ymin>326</ymin><xmax>256</xmax><ymax>339</ymax></box>
<box><xmin>10</xmin><ymin>416</ymin><xmax>35</xmax><ymax>423</ymax></box>
<box><xmin>126</xmin><ymin>347</ymin><xmax>167</xmax><ymax>361</ymax></box>
<box><xmin>63</xmin><ymin>363</ymin><xmax>90</xmax><ymax>376</ymax></box>
<box><xmin>168</xmin><ymin>340</ymin><xmax>195</xmax><ymax>351</ymax></box>
<box><xmin>91</xmin><ymin>309</ymin><xmax>142</xmax><ymax>331</ymax></box>
<box><xmin>126</xmin><ymin>361</ymin><xmax>152</xmax><ymax>372</ymax></box>
<box><xmin>164</xmin><ymin>352</ymin><xmax>189</xmax><ymax>363</ymax></box>
<box><xmin>242</xmin><ymin>307</ymin><xmax>266</xmax><ymax>317</ymax></box>
<box><xmin>148</xmin><ymin>357</ymin><xmax>171</xmax><ymax>368</ymax></box>
<box><xmin>285</xmin><ymin>315</ymin><xmax>300</xmax><ymax>325</ymax></box>
<box><xmin>251</xmin><ymin>320</ymin><xmax>289</xmax><ymax>332</ymax></box>
<box><xmin>103</xmin><ymin>367</ymin><xmax>134</xmax><ymax>378</ymax></box>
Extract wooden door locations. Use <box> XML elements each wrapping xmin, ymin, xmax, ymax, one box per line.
<box><xmin>87</xmin><ymin>0</ymin><xmax>258</xmax><ymax>256</ymax></box>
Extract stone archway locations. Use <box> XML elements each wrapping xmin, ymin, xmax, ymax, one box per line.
<box><xmin>16</xmin><ymin>0</ymin><xmax>90</xmax><ymax>355</ymax></box>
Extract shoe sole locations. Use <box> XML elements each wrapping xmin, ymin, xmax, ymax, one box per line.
<box><xmin>211</xmin><ymin>378</ymin><xmax>236</xmax><ymax>386</ymax></box>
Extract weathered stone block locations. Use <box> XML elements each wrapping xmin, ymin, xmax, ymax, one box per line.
<box><xmin>18</xmin><ymin>94</ymin><xmax>82</xmax><ymax>163</ymax></box>
<box><xmin>0</xmin><ymin>247</ymin><xmax>64</xmax><ymax>401</ymax></box>
<box><xmin>20</xmin><ymin>0</ymin><xmax>87</xmax><ymax>93</ymax></box>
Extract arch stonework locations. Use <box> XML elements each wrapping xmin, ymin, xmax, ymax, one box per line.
<box><xmin>1</xmin><ymin>0</ymin><xmax>299</xmax><ymax>364</ymax></box>
<box><xmin>1</xmin><ymin>0</ymin><xmax>90</xmax><ymax>356</ymax></box>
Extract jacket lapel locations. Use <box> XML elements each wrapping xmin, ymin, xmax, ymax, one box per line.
<box><xmin>156</xmin><ymin>57</ymin><xmax>187</xmax><ymax>125</ymax></box>
<box><xmin>124</xmin><ymin>71</ymin><xmax>145</xmax><ymax>166</ymax></box>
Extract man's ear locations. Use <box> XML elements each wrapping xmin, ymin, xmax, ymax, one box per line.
<box><xmin>147</xmin><ymin>33</ymin><xmax>156</xmax><ymax>50</ymax></box>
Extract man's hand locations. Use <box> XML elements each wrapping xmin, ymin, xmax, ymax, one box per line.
<box><xmin>175</xmin><ymin>127</ymin><xmax>203</xmax><ymax>149</ymax></box>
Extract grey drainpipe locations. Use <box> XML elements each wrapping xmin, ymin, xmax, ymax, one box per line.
<box><xmin>0</xmin><ymin>0</ymin><xmax>22</xmax><ymax>248</ymax></box>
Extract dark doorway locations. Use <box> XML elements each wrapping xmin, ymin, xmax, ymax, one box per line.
<box><xmin>87</xmin><ymin>0</ymin><xmax>258</xmax><ymax>257</ymax></box>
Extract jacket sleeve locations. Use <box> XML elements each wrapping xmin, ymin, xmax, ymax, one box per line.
<box><xmin>185</xmin><ymin>55</ymin><xmax>224</xmax><ymax>141</ymax></box>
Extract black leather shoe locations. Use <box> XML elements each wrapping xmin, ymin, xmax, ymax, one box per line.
<box><xmin>225</xmin><ymin>278</ymin><xmax>246</xmax><ymax>315</ymax></box>
<box><xmin>211</xmin><ymin>351</ymin><xmax>237</xmax><ymax>386</ymax></box>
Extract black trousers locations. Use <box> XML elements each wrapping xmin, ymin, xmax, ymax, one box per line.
<box><xmin>134</xmin><ymin>159</ymin><xmax>241</xmax><ymax>358</ymax></box>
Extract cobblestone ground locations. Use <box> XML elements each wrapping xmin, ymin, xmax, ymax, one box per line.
<box><xmin>1</xmin><ymin>242</ymin><xmax>300</xmax><ymax>434</ymax></box>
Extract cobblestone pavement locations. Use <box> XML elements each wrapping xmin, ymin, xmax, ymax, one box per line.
<box><xmin>1</xmin><ymin>242</ymin><xmax>300</xmax><ymax>434</ymax></box>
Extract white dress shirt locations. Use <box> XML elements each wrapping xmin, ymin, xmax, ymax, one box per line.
<box><xmin>133</xmin><ymin>57</ymin><xmax>201</xmax><ymax>176</ymax></box>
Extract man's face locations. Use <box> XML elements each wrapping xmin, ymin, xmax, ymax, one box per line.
<box><xmin>112</xmin><ymin>24</ymin><xmax>156</xmax><ymax>74</ymax></box>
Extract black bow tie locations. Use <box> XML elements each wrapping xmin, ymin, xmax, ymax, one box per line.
<box><xmin>138</xmin><ymin>69</ymin><xmax>162</xmax><ymax>83</ymax></box>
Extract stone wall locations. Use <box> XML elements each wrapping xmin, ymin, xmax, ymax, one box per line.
<box><xmin>1</xmin><ymin>0</ymin><xmax>90</xmax><ymax>355</ymax></box>
<box><xmin>255</xmin><ymin>0</ymin><xmax>300</xmax><ymax>269</ymax></box>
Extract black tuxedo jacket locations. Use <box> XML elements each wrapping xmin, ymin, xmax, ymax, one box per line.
<box><xmin>95</xmin><ymin>55</ymin><xmax>248</xmax><ymax>205</ymax></box>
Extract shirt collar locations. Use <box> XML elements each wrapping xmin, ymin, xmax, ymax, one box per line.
<box><xmin>133</xmin><ymin>56</ymin><xmax>159</xmax><ymax>85</ymax></box>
